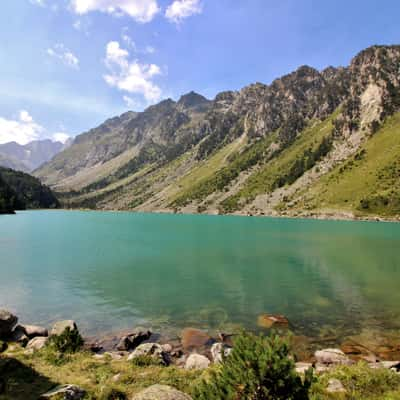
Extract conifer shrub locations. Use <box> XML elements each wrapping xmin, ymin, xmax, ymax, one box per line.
<box><xmin>194</xmin><ymin>332</ymin><xmax>313</xmax><ymax>400</ymax></box>
<box><xmin>47</xmin><ymin>327</ymin><xmax>84</xmax><ymax>354</ymax></box>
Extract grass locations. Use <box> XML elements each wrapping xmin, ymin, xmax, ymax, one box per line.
<box><xmin>297</xmin><ymin>112</ymin><xmax>400</xmax><ymax>217</ymax></box>
<box><xmin>2</xmin><ymin>346</ymin><xmax>400</xmax><ymax>399</ymax></box>
<box><xmin>219</xmin><ymin>112</ymin><xmax>338</xmax><ymax>212</ymax></box>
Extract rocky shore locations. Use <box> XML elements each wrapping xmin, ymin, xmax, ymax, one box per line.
<box><xmin>1</xmin><ymin>309</ymin><xmax>400</xmax><ymax>399</ymax></box>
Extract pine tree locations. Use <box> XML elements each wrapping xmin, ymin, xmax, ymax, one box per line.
<box><xmin>194</xmin><ymin>332</ymin><xmax>313</xmax><ymax>400</ymax></box>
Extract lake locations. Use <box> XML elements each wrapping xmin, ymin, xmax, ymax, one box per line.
<box><xmin>1</xmin><ymin>210</ymin><xmax>400</xmax><ymax>354</ymax></box>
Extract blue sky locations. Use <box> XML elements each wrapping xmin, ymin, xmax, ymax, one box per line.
<box><xmin>0</xmin><ymin>0</ymin><xmax>399</xmax><ymax>144</ymax></box>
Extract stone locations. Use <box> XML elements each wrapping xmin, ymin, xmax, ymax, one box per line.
<box><xmin>21</xmin><ymin>324</ymin><xmax>48</xmax><ymax>338</ymax></box>
<box><xmin>210</xmin><ymin>342</ymin><xmax>232</xmax><ymax>363</ymax></box>
<box><xmin>127</xmin><ymin>343</ymin><xmax>170</xmax><ymax>365</ymax></box>
<box><xmin>40</xmin><ymin>384</ymin><xmax>86</xmax><ymax>399</ymax></box>
<box><xmin>315</xmin><ymin>348</ymin><xmax>352</xmax><ymax>366</ymax></box>
<box><xmin>326</xmin><ymin>378</ymin><xmax>346</xmax><ymax>393</ymax></box>
<box><xmin>257</xmin><ymin>314</ymin><xmax>289</xmax><ymax>329</ymax></box>
<box><xmin>295</xmin><ymin>362</ymin><xmax>313</xmax><ymax>374</ymax></box>
<box><xmin>162</xmin><ymin>343</ymin><xmax>173</xmax><ymax>353</ymax></box>
<box><xmin>181</xmin><ymin>328</ymin><xmax>211</xmax><ymax>350</ymax></box>
<box><xmin>0</xmin><ymin>309</ymin><xmax>18</xmax><ymax>338</ymax></box>
<box><xmin>112</xmin><ymin>373</ymin><xmax>122</xmax><ymax>383</ymax></box>
<box><xmin>131</xmin><ymin>384</ymin><xmax>192</xmax><ymax>400</ymax></box>
<box><xmin>27</xmin><ymin>336</ymin><xmax>49</xmax><ymax>351</ymax></box>
<box><xmin>117</xmin><ymin>329</ymin><xmax>152</xmax><ymax>351</ymax></box>
<box><xmin>9</xmin><ymin>325</ymin><xmax>29</xmax><ymax>346</ymax></box>
<box><xmin>50</xmin><ymin>320</ymin><xmax>78</xmax><ymax>336</ymax></box>
<box><xmin>184</xmin><ymin>353</ymin><xmax>210</xmax><ymax>370</ymax></box>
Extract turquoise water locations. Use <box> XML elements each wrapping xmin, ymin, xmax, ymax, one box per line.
<box><xmin>1</xmin><ymin>210</ymin><xmax>400</xmax><ymax>344</ymax></box>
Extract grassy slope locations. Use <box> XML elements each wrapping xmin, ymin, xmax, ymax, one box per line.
<box><xmin>298</xmin><ymin>112</ymin><xmax>400</xmax><ymax>217</ymax></box>
<box><xmin>2</xmin><ymin>346</ymin><xmax>400</xmax><ymax>400</ymax></box>
<box><xmin>220</xmin><ymin>113</ymin><xmax>337</xmax><ymax>212</ymax></box>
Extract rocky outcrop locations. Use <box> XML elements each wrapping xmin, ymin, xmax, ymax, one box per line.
<box><xmin>131</xmin><ymin>385</ymin><xmax>192</xmax><ymax>400</ymax></box>
<box><xmin>40</xmin><ymin>384</ymin><xmax>86</xmax><ymax>399</ymax></box>
<box><xmin>0</xmin><ymin>310</ymin><xmax>18</xmax><ymax>338</ymax></box>
<box><xmin>21</xmin><ymin>324</ymin><xmax>48</xmax><ymax>339</ymax></box>
<box><xmin>117</xmin><ymin>328</ymin><xmax>152</xmax><ymax>351</ymax></box>
<box><xmin>127</xmin><ymin>343</ymin><xmax>170</xmax><ymax>365</ymax></box>
<box><xmin>50</xmin><ymin>320</ymin><xmax>78</xmax><ymax>336</ymax></box>
<box><xmin>184</xmin><ymin>353</ymin><xmax>210</xmax><ymax>370</ymax></box>
<box><xmin>315</xmin><ymin>348</ymin><xmax>353</xmax><ymax>366</ymax></box>
<box><xmin>27</xmin><ymin>336</ymin><xmax>49</xmax><ymax>351</ymax></box>
<box><xmin>326</xmin><ymin>378</ymin><xmax>346</xmax><ymax>393</ymax></box>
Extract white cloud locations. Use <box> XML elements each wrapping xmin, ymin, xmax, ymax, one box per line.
<box><xmin>70</xmin><ymin>0</ymin><xmax>160</xmax><ymax>23</ymax></box>
<box><xmin>73</xmin><ymin>18</ymin><xmax>91</xmax><ymax>35</ymax></box>
<box><xmin>104</xmin><ymin>41</ymin><xmax>162</xmax><ymax>103</ymax></box>
<box><xmin>29</xmin><ymin>0</ymin><xmax>46</xmax><ymax>6</ymax></box>
<box><xmin>165</xmin><ymin>0</ymin><xmax>202</xmax><ymax>23</ymax></box>
<box><xmin>47</xmin><ymin>44</ymin><xmax>80</xmax><ymax>69</ymax></box>
<box><xmin>145</xmin><ymin>45</ymin><xmax>155</xmax><ymax>54</ymax></box>
<box><xmin>52</xmin><ymin>132</ymin><xmax>71</xmax><ymax>144</ymax></box>
<box><xmin>123</xmin><ymin>95</ymin><xmax>142</xmax><ymax>109</ymax></box>
<box><xmin>0</xmin><ymin>111</ymin><xmax>72</xmax><ymax>145</ymax></box>
<box><xmin>0</xmin><ymin>111</ymin><xmax>43</xmax><ymax>145</ymax></box>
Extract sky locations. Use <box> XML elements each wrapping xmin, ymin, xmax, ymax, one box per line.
<box><xmin>0</xmin><ymin>0</ymin><xmax>399</xmax><ymax>145</ymax></box>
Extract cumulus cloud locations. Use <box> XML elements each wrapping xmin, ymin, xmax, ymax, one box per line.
<box><xmin>70</xmin><ymin>0</ymin><xmax>160</xmax><ymax>23</ymax></box>
<box><xmin>0</xmin><ymin>111</ymin><xmax>43</xmax><ymax>145</ymax></box>
<box><xmin>165</xmin><ymin>0</ymin><xmax>202</xmax><ymax>23</ymax></box>
<box><xmin>104</xmin><ymin>41</ymin><xmax>162</xmax><ymax>103</ymax></box>
<box><xmin>0</xmin><ymin>111</ymin><xmax>72</xmax><ymax>145</ymax></box>
<box><xmin>47</xmin><ymin>44</ymin><xmax>80</xmax><ymax>69</ymax></box>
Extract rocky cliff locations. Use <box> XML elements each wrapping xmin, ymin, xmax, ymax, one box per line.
<box><xmin>35</xmin><ymin>45</ymin><xmax>400</xmax><ymax>219</ymax></box>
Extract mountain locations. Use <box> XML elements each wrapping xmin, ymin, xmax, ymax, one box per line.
<box><xmin>0</xmin><ymin>138</ymin><xmax>72</xmax><ymax>172</ymax></box>
<box><xmin>0</xmin><ymin>167</ymin><xmax>59</xmax><ymax>214</ymax></box>
<box><xmin>35</xmin><ymin>45</ymin><xmax>400</xmax><ymax>219</ymax></box>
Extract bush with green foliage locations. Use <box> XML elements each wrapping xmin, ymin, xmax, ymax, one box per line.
<box><xmin>47</xmin><ymin>327</ymin><xmax>84</xmax><ymax>354</ymax></box>
<box><xmin>194</xmin><ymin>332</ymin><xmax>313</xmax><ymax>400</ymax></box>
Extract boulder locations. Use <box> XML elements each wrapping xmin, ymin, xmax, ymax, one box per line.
<box><xmin>50</xmin><ymin>320</ymin><xmax>78</xmax><ymax>336</ymax></box>
<box><xmin>210</xmin><ymin>342</ymin><xmax>232</xmax><ymax>363</ymax></box>
<box><xmin>326</xmin><ymin>378</ymin><xmax>346</xmax><ymax>393</ymax></box>
<box><xmin>0</xmin><ymin>310</ymin><xmax>18</xmax><ymax>338</ymax></box>
<box><xmin>128</xmin><ymin>343</ymin><xmax>170</xmax><ymax>365</ymax></box>
<box><xmin>131</xmin><ymin>384</ymin><xmax>192</xmax><ymax>400</ymax></box>
<box><xmin>295</xmin><ymin>362</ymin><xmax>313</xmax><ymax>374</ymax></box>
<box><xmin>21</xmin><ymin>324</ymin><xmax>48</xmax><ymax>338</ymax></box>
<box><xmin>27</xmin><ymin>336</ymin><xmax>49</xmax><ymax>351</ymax></box>
<box><xmin>181</xmin><ymin>328</ymin><xmax>211</xmax><ymax>350</ymax></box>
<box><xmin>117</xmin><ymin>329</ymin><xmax>152</xmax><ymax>351</ymax></box>
<box><xmin>9</xmin><ymin>325</ymin><xmax>29</xmax><ymax>346</ymax></box>
<box><xmin>315</xmin><ymin>348</ymin><xmax>352</xmax><ymax>366</ymax></box>
<box><xmin>257</xmin><ymin>314</ymin><xmax>289</xmax><ymax>329</ymax></box>
<box><xmin>40</xmin><ymin>384</ymin><xmax>86</xmax><ymax>399</ymax></box>
<box><xmin>184</xmin><ymin>353</ymin><xmax>210</xmax><ymax>370</ymax></box>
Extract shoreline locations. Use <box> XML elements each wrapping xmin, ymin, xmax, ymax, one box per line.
<box><xmin>15</xmin><ymin>207</ymin><xmax>400</xmax><ymax>224</ymax></box>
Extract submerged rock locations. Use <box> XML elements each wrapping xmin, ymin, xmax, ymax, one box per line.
<box><xmin>27</xmin><ymin>336</ymin><xmax>49</xmax><ymax>351</ymax></box>
<box><xmin>210</xmin><ymin>342</ymin><xmax>232</xmax><ymax>363</ymax></box>
<box><xmin>117</xmin><ymin>328</ymin><xmax>152</xmax><ymax>351</ymax></box>
<box><xmin>50</xmin><ymin>320</ymin><xmax>78</xmax><ymax>336</ymax></box>
<box><xmin>315</xmin><ymin>348</ymin><xmax>352</xmax><ymax>366</ymax></box>
<box><xmin>184</xmin><ymin>353</ymin><xmax>210</xmax><ymax>370</ymax></box>
<box><xmin>128</xmin><ymin>343</ymin><xmax>170</xmax><ymax>365</ymax></box>
<box><xmin>40</xmin><ymin>384</ymin><xmax>86</xmax><ymax>399</ymax></box>
<box><xmin>0</xmin><ymin>310</ymin><xmax>18</xmax><ymax>338</ymax></box>
<box><xmin>181</xmin><ymin>328</ymin><xmax>212</xmax><ymax>350</ymax></box>
<box><xmin>257</xmin><ymin>314</ymin><xmax>289</xmax><ymax>329</ymax></box>
<box><xmin>131</xmin><ymin>384</ymin><xmax>192</xmax><ymax>400</ymax></box>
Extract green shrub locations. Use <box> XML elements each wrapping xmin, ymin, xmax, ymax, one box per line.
<box><xmin>47</xmin><ymin>327</ymin><xmax>84</xmax><ymax>354</ymax></box>
<box><xmin>194</xmin><ymin>332</ymin><xmax>313</xmax><ymax>400</ymax></box>
<box><xmin>130</xmin><ymin>355</ymin><xmax>165</xmax><ymax>367</ymax></box>
<box><xmin>99</xmin><ymin>387</ymin><xmax>127</xmax><ymax>400</ymax></box>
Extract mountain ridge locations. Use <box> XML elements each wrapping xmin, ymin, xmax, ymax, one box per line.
<box><xmin>35</xmin><ymin>45</ymin><xmax>400</xmax><ymax>219</ymax></box>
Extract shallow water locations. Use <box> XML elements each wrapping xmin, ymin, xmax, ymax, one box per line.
<box><xmin>1</xmin><ymin>210</ymin><xmax>400</xmax><ymax>348</ymax></box>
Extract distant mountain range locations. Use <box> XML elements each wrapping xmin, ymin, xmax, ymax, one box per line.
<box><xmin>34</xmin><ymin>45</ymin><xmax>400</xmax><ymax>219</ymax></box>
<box><xmin>0</xmin><ymin>138</ymin><xmax>72</xmax><ymax>172</ymax></box>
